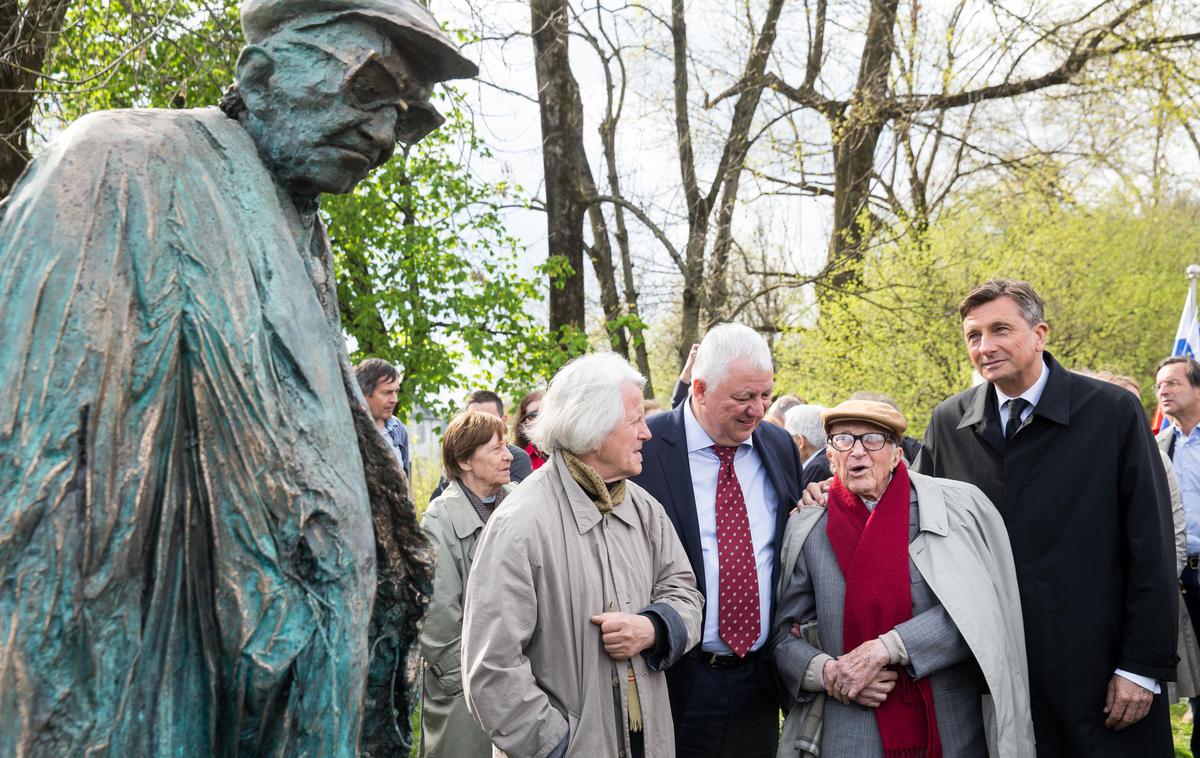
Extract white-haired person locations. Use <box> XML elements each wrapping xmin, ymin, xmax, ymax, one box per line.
<box><xmin>461</xmin><ymin>353</ymin><xmax>702</xmax><ymax>758</ymax></box>
<box><xmin>784</xmin><ymin>404</ymin><xmax>831</xmax><ymax>488</ymax></box>
<box><xmin>631</xmin><ymin>323</ymin><xmax>804</xmax><ymax>758</ymax></box>
<box><xmin>418</xmin><ymin>410</ymin><xmax>514</xmax><ymax>757</ymax></box>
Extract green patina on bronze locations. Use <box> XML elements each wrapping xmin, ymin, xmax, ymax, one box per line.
<box><xmin>0</xmin><ymin>1</ymin><xmax>476</xmax><ymax>755</ymax></box>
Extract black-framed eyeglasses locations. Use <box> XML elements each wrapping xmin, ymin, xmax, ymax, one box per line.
<box><xmin>828</xmin><ymin>432</ymin><xmax>892</xmax><ymax>452</ymax></box>
<box><xmin>296</xmin><ymin>41</ymin><xmax>446</xmax><ymax>144</ymax></box>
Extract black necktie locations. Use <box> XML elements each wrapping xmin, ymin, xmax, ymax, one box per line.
<box><xmin>1005</xmin><ymin>398</ymin><xmax>1030</xmax><ymax>441</ymax></box>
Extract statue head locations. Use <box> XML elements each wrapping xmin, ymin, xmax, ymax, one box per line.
<box><xmin>231</xmin><ymin>0</ymin><xmax>477</xmax><ymax>200</ymax></box>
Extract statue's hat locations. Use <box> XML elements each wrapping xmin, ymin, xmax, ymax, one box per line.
<box><xmin>241</xmin><ymin>0</ymin><xmax>479</xmax><ymax>81</ymax></box>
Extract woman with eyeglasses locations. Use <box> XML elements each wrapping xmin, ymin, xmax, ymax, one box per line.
<box><xmin>515</xmin><ymin>390</ymin><xmax>548</xmax><ymax>470</ymax></box>
<box><xmin>419</xmin><ymin>410</ymin><xmax>514</xmax><ymax>757</ymax></box>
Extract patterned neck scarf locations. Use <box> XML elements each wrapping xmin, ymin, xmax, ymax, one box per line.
<box><xmin>561</xmin><ymin>451</ymin><xmax>627</xmax><ymax>514</ymax></box>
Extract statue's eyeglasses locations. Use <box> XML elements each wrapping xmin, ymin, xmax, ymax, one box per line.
<box><xmin>828</xmin><ymin>432</ymin><xmax>892</xmax><ymax>452</ymax></box>
<box><xmin>299</xmin><ymin>41</ymin><xmax>446</xmax><ymax>144</ymax></box>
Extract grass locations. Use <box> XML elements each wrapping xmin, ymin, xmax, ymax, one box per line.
<box><xmin>1173</xmin><ymin>702</ymin><xmax>1194</xmax><ymax>757</ymax></box>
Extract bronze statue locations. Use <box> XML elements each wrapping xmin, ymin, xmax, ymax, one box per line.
<box><xmin>0</xmin><ymin>1</ymin><xmax>475</xmax><ymax>754</ymax></box>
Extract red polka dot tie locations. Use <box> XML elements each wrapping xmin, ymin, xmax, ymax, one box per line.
<box><xmin>712</xmin><ymin>445</ymin><xmax>760</xmax><ymax>657</ymax></box>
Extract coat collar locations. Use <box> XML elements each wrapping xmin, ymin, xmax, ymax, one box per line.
<box><xmin>908</xmin><ymin>470</ymin><xmax>949</xmax><ymax>537</ymax></box>
<box><xmin>439</xmin><ymin>480</ymin><xmax>516</xmax><ymax>540</ymax></box>
<box><xmin>956</xmin><ymin>352</ymin><xmax>1071</xmax><ymax>442</ymax></box>
<box><xmin>548</xmin><ymin>455</ymin><xmax>639</xmax><ymax>533</ymax></box>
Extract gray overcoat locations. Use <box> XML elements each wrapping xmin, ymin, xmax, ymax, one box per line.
<box><xmin>772</xmin><ymin>471</ymin><xmax>1035</xmax><ymax>758</ymax></box>
<box><xmin>461</xmin><ymin>457</ymin><xmax>703</xmax><ymax>757</ymax></box>
<box><xmin>419</xmin><ymin>481</ymin><xmax>515</xmax><ymax>757</ymax></box>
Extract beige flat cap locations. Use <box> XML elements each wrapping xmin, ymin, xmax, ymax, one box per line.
<box><xmin>241</xmin><ymin>0</ymin><xmax>479</xmax><ymax>81</ymax></box>
<box><xmin>822</xmin><ymin>399</ymin><xmax>907</xmax><ymax>440</ymax></box>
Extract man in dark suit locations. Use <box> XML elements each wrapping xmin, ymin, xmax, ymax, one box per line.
<box><xmin>632</xmin><ymin>323</ymin><xmax>803</xmax><ymax>758</ymax></box>
<box><xmin>915</xmin><ymin>279</ymin><xmax>1177</xmax><ymax>757</ymax></box>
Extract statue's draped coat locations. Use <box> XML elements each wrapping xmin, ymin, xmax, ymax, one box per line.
<box><xmin>0</xmin><ymin>107</ymin><xmax>428</xmax><ymax>757</ymax></box>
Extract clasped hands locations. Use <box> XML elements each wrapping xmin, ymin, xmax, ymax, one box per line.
<box><xmin>821</xmin><ymin>637</ymin><xmax>897</xmax><ymax>708</ymax></box>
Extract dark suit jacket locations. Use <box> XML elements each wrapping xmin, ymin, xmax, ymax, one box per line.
<box><xmin>800</xmin><ymin>448</ymin><xmax>832</xmax><ymax>488</ymax></box>
<box><xmin>914</xmin><ymin>352</ymin><xmax>1177</xmax><ymax>757</ymax></box>
<box><xmin>632</xmin><ymin>399</ymin><xmax>804</xmax><ymax>709</ymax></box>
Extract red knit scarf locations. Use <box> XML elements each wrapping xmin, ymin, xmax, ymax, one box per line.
<box><xmin>825</xmin><ymin>461</ymin><xmax>941</xmax><ymax>758</ymax></box>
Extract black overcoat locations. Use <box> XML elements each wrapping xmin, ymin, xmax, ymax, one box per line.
<box><xmin>915</xmin><ymin>353</ymin><xmax>1178</xmax><ymax>757</ymax></box>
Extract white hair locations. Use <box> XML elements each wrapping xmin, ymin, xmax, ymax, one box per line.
<box><xmin>784</xmin><ymin>404</ymin><xmax>827</xmax><ymax>446</ymax></box>
<box><xmin>691</xmin><ymin>323</ymin><xmax>773</xmax><ymax>389</ymax></box>
<box><xmin>528</xmin><ymin>352</ymin><xmax>646</xmax><ymax>455</ymax></box>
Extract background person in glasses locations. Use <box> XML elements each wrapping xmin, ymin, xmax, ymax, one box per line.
<box><xmin>774</xmin><ymin>400</ymin><xmax>1033</xmax><ymax>757</ymax></box>
<box><xmin>516</xmin><ymin>390</ymin><xmax>548</xmax><ymax>469</ymax></box>
<box><xmin>0</xmin><ymin>0</ymin><xmax>475</xmax><ymax>754</ymax></box>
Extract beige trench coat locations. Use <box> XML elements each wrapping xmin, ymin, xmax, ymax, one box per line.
<box><xmin>462</xmin><ymin>458</ymin><xmax>703</xmax><ymax>758</ymax></box>
<box><xmin>418</xmin><ymin>480</ymin><xmax>514</xmax><ymax>757</ymax></box>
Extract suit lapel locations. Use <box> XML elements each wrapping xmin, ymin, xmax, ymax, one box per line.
<box><xmin>655</xmin><ymin>403</ymin><xmax>705</xmax><ymax>596</ymax></box>
<box><xmin>957</xmin><ymin>382</ymin><xmax>1006</xmax><ymax>454</ymax></box>
<box><xmin>753</xmin><ymin>424</ymin><xmax>792</xmax><ymax>557</ymax></box>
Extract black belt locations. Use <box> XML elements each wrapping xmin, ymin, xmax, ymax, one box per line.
<box><xmin>1188</xmin><ymin>555</ymin><xmax>1200</xmax><ymax>570</ymax></box>
<box><xmin>699</xmin><ymin>648</ymin><xmax>761</xmax><ymax>670</ymax></box>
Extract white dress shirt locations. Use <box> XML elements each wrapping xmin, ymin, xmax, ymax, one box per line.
<box><xmin>683</xmin><ymin>399</ymin><xmax>778</xmax><ymax>654</ymax></box>
<box><xmin>994</xmin><ymin>357</ymin><xmax>1048</xmax><ymax>431</ymax></box>
<box><xmin>995</xmin><ymin>356</ymin><xmax>1159</xmax><ymax>694</ymax></box>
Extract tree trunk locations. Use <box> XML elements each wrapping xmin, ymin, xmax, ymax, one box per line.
<box><xmin>599</xmin><ymin>119</ymin><xmax>654</xmax><ymax>396</ymax></box>
<box><xmin>0</xmin><ymin>0</ymin><xmax>73</xmax><ymax>198</ymax></box>
<box><xmin>670</xmin><ymin>0</ymin><xmax>709</xmax><ymax>369</ymax></box>
<box><xmin>579</xmin><ymin>137</ymin><xmax>631</xmax><ymax>358</ymax></box>
<box><xmin>826</xmin><ymin>0</ymin><xmax>900</xmax><ymax>287</ymax></box>
<box><xmin>704</xmin><ymin>0</ymin><xmax>786</xmax><ymax>323</ymax></box>
<box><xmin>531</xmin><ymin>0</ymin><xmax>586</xmax><ymax>335</ymax></box>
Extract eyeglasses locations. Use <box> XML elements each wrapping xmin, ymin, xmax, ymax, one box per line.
<box><xmin>1155</xmin><ymin>379</ymin><xmax>1183</xmax><ymax>393</ymax></box>
<box><xmin>295</xmin><ymin>40</ymin><xmax>445</xmax><ymax>144</ymax></box>
<box><xmin>828</xmin><ymin>432</ymin><xmax>892</xmax><ymax>452</ymax></box>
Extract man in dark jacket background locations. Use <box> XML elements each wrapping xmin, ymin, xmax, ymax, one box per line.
<box><xmin>915</xmin><ymin>279</ymin><xmax>1177</xmax><ymax>757</ymax></box>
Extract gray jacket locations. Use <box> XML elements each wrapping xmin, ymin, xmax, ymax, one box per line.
<box><xmin>419</xmin><ymin>481</ymin><xmax>514</xmax><ymax>757</ymax></box>
<box><xmin>773</xmin><ymin>471</ymin><xmax>1034</xmax><ymax>758</ymax></box>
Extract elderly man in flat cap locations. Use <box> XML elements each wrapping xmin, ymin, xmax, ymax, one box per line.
<box><xmin>0</xmin><ymin>2</ymin><xmax>474</xmax><ymax>755</ymax></box>
<box><xmin>771</xmin><ymin>400</ymin><xmax>1034</xmax><ymax>758</ymax></box>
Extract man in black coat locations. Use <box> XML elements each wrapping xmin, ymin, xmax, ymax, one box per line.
<box><xmin>632</xmin><ymin>323</ymin><xmax>802</xmax><ymax>758</ymax></box>
<box><xmin>915</xmin><ymin>279</ymin><xmax>1177</xmax><ymax>757</ymax></box>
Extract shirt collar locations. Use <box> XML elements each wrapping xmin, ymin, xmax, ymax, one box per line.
<box><xmin>382</xmin><ymin>416</ymin><xmax>400</xmax><ymax>432</ymax></box>
<box><xmin>683</xmin><ymin>397</ymin><xmax>756</xmax><ymax>455</ymax></box>
<box><xmin>994</xmin><ymin>355</ymin><xmax>1049</xmax><ymax>410</ymax></box>
<box><xmin>1173</xmin><ymin>424</ymin><xmax>1200</xmax><ymax>442</ymax></box>
<box><xmin>802</xmin><ymin>449</ymin><xmax>822</xmax><ymax>469</ymax></box>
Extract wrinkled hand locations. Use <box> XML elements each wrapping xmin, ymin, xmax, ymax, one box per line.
<box><xmin>1103</xmin><ymin>675</ymin><xmax>1153</xmax><ymax>730</ymax></box>
<box><xmin>825</xmin><ymin>639</ymin><xmax>891</xmax><ymax>702</ymax></box>
<box><xmin>854</xmin><ymin>669</ymin><xmax>898</xmax><ymax>708</ymax></box>
<box><xmin>678</xmin><ymin>343</ymin><xmax>700</xmax><ymax>385</ymax></box>
<box><xmin>590</xmin><ymin>612</ymin><xmax>656</xmax><ymax>661</ymax></box>
<box><xmin>822</xmin><ymin>659</ymin><xmax>897</xmax><ymax>707</ymax></box>
<box><xmin>798</xmin><ymin>478</ymin><xmax>832</xmax><ymax>509</ymax></box>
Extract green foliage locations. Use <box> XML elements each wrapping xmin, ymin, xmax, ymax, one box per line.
<box><xmin>324</xmin><ymin>88</ymin><xmax>569</xmax><ymax>419</ymax></box>
<box><xmin>39</xmin><ymin>0</ymin><xmax>241</xmax><ymax>125</ymax></box>
<box><xmin>778</xmin><ymin>183</ymin><xmax>1200</xmax><ymax>435</ymax></box>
